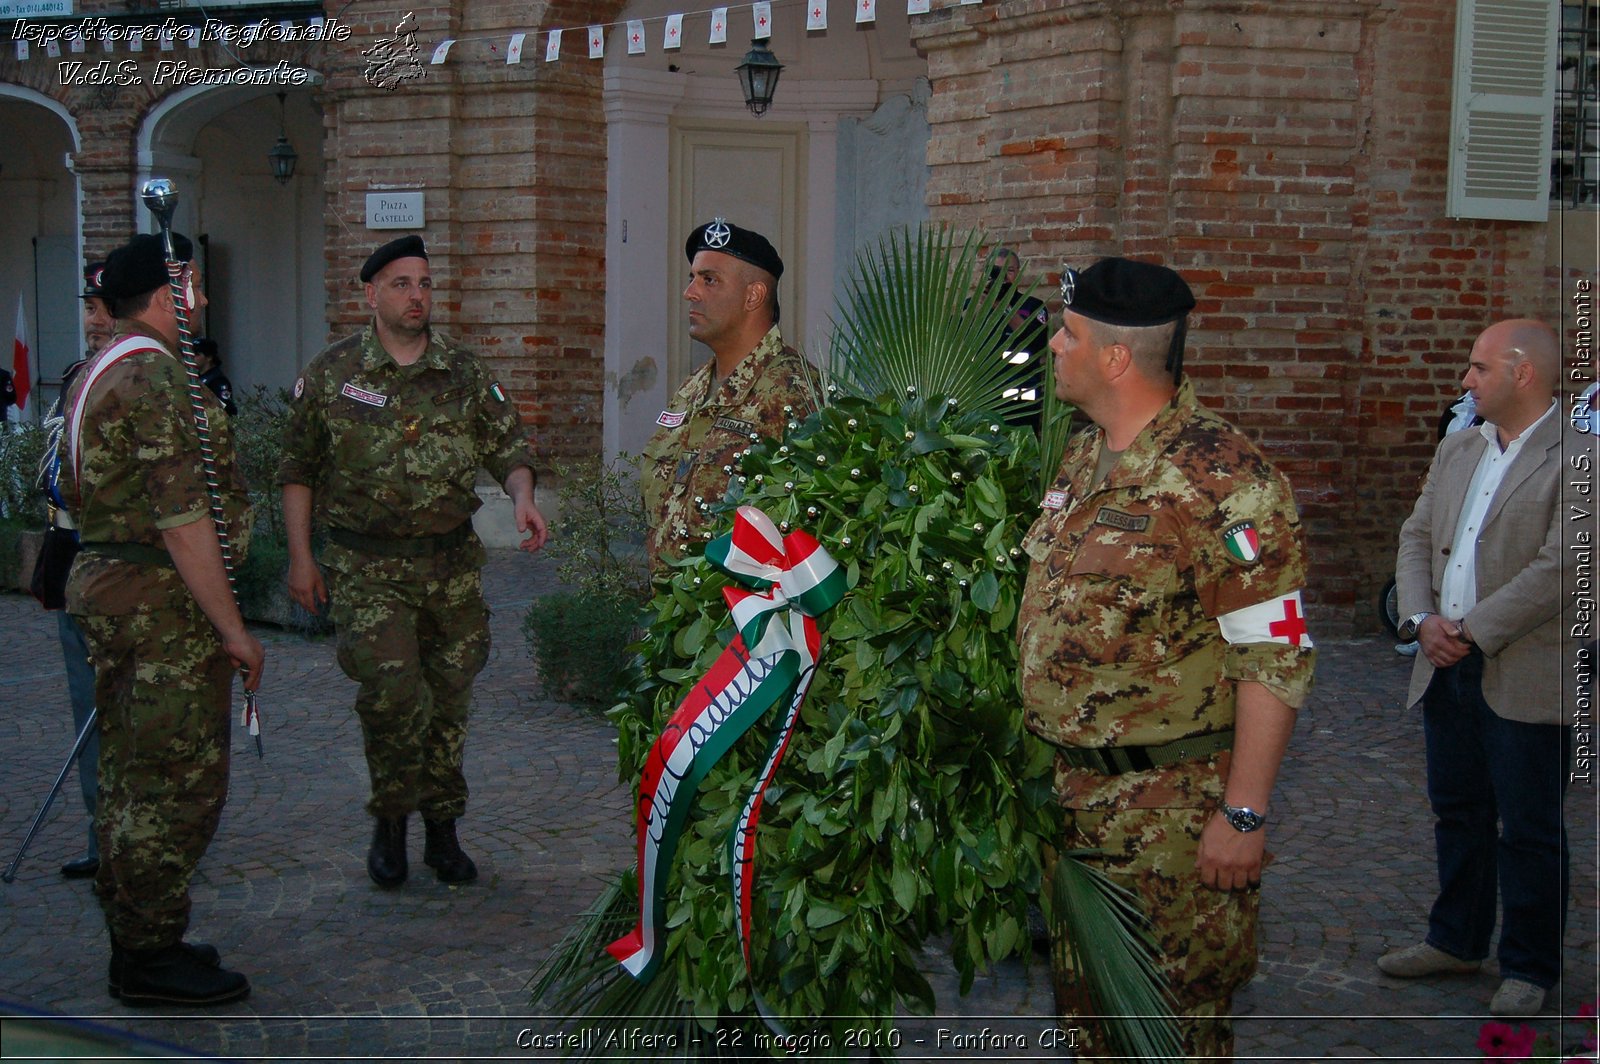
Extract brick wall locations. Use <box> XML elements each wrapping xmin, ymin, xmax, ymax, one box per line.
<box><xmin>912</xmin><ymin>0</ymin><xmax>1564</xmax><ymax>633</ymax></box>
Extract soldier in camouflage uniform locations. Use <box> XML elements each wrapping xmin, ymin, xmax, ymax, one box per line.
<box><xmin>63</xmin><ymin>233</ymin><xmax>264</xmax><ymax>1006</ymax></box>
<box><xmin>641</xmin><ymin>219</ymin><xmax>816</xmax><ymax>570</ymax></box>
<box><xmin>1017</xmin><ymin>258</ymin><xmax>1316</xmax><ymax>1059</ymax></box>
<box><xmin>279</xmin><ymin>235</ymin><xmax>546</xmax><ymax>890</ymax></box>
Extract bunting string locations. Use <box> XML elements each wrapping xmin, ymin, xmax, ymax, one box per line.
<box><xmin>12</xmin><ymin>1</ymin><xmax>982</xmax><ymax>66</ymax></box>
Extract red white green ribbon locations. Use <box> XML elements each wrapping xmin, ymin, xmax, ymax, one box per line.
<box><xmin>607</xmin><ymin>506</ymin><xmax>846</xmax><ymax>989</ymax></box>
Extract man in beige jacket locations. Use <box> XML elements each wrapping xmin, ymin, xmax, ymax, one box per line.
<box><xmin>1381</xmin><ymin>319</ymin><xmax>1582</xmax><ymax>1017</ymax></box>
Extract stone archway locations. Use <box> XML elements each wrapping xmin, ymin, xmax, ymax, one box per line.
<box><xmin>137</xmin><ymin>76</ymin><xmax>326</xmax><ymax>395</ymax></box>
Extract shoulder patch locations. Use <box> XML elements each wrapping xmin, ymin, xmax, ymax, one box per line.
<box><xmin>657</xmin><ymin>410</ymin><xmax>686</xmax><ymax>428</ymax></box>
<box><xmin>490</xmin><ymin>382</ymin><xmax>507</xmax><ymax>403</ymax></box>
<box><xmin>293</xmin><ymin>377</ymin><xmax>305</xmax><ymax>399</ymax></box>
<box><xmin>1042</xmin><ymin>489</ymin><xmax>1068</xmax><ymax>511</ymax></box>
<box><xmin>1222</xmin><ymin>520</ymin><xmax>1261</xmax><ymax>565</ymax></box>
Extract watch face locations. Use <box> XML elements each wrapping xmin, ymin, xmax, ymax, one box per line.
<box><xmin>1225</xmin><ymin>806</ymin><xmax>1265</xmax><ymax>832</ymax></box>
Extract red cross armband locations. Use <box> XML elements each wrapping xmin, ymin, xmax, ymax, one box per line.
<box><xmin>1215</xmin><ymin>590</ymin><xmax>1314</xmax><ymax>649</ymax></box>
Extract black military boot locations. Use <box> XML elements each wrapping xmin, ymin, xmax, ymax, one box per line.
<box><xmin>367</xmin><ymin>815</ymin><xmax>408</xmax><ymax>888</ymax></box>
<box><xmin>422</xmin><ymin>818</ymin><xmax>478</xmax><ymax>884</ymax></box>
<box><xmin>109</xmin><ymin>936</ymin><xmax>221</xmax><ymax>998</ymax></box>
<box><xmin>115</xmin><ymin>944</ymin><xmax>249</xmax><ymax>1007</ymax></box>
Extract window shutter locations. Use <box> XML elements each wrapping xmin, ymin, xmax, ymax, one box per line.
<box><xmin>1447</xmin><ymin>0</ymin><xmax>1557</xmax><ymax>220</ymax></box>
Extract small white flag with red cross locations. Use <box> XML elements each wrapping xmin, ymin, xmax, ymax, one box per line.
<box><xmin>664</xmin><ymin>13</ymin><xmax>684</xmax><ymax>49</ymax></box>
<box><xmin>709</xmin><ymin>8</ymin><xmax>728</xmax><ymax>44</ymax></box>
<box><xmin>626</xmin><ymin>20</ymin><xmax>646</xmax><ymax>54</ymax></box>
<box><xmin>753</xmin><ymin>2</ymin><xmax>773</xmax><ymax>39</ymax></box>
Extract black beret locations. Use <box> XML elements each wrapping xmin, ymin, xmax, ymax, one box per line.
<box><xmin>80</xmin><ymin>261</ymin><xmax>107</xmax><ymax>300</ymax></box>
<box><xmin>1060</xmin><ymin>257</ymin><xmax>1195</xmax><ymax>328</ymax></box>
<box><xmin>100</xmin><ymin>233</ymin><xmax>194</xmax><ymax>302</ymax></box>
<box><xmin>361</xmin><ymin>235</ymin><xmax>428</xmax><ymax>283</ymax></box>
<box><xmin>685</xmin><ymin>218</ymin><xmax>783</xmax><ymax>281</ymax></box>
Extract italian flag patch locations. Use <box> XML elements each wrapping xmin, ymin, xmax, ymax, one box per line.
<box><xmin>1222</xmin><ymin>521</ymin><xmax>1261</xmax><ymax>564</ymax></box>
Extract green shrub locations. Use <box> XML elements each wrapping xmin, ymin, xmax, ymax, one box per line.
<box><xmin>228</xmin><ymin>386</ymin><xmax>329</xmax><ymax>634</ymax></box>
<box><xmin>523</xmin><ymin>454</ymin><xmax>650</xmax><ymax>708</ymax></box>
<box><xmin>0</xmin><ymin>422</ymin><xmax>47</xmax><ymax>528</ymax></box>
<box><xmin>523</xmin><ymin>590</ymin><xmax>642</xmax><ymax>707</ymax></box>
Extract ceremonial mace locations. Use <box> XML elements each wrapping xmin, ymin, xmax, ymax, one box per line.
<box><xmin>141</xmin><ymin>177</ymin><xmax>263</xmax><ymax>759</ymax></box>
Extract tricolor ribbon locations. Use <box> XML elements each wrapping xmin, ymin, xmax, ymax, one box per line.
<box><xmin>607</xmin><ymin>506</ymin><xmax>846</xmax><ymax>995</ymax></box>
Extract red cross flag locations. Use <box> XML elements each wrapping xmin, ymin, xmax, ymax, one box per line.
<box><xmin>753</xmin><ymin>2</ymin><xmax>772</xmax><ymax>39</ymax></box>
<box><xmin>857</xmin><ymin>0</ymin><xmax>878</xmax><ymax>23</ymax></box>
<box><xmin>807</xmin><ymin>0</ymin><xmax>827</xmax><ymax>30</ymax></box>
<box><xmin>1216</xmin><ymin>592</ymin><xmax>1314</xmax><ymax>648</ymax></box>
<box><xmin>710</xmin><ymin>8</ymin><xmax>728</xmax><ymax>44</ymax></box>
<box><xmin>627</xmin><ymin>19</ymin><xmax>645</xmax><ymax>54</ymax></box>
<box><xmin>664</xmin><ymin>13</ymin><xmax>683</xmax><ymax>50</ymax></box>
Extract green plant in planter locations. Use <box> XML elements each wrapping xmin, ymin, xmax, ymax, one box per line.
<box><xmin>531</xmin><ymin>228</ymin><xmax>1175</xmax><ymax>1059</ymax></box>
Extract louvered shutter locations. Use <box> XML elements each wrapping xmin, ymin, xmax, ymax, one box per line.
<box><xmin>1447</xmin><ymin>0</ymin><xmax>1558</xmax><ymax>220</ymax></box>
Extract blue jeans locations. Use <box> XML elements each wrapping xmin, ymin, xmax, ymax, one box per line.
<box><xmin>58</xmin><ymin>611</ymin><xmax>100</xmax><ymax>860</ymax></box>
<box><xmin>1421</xmin><ymin>650</ymin><xmax>1568</xmax><ymax>988</ymax></box>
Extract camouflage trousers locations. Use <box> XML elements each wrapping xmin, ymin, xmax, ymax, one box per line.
<box><xmin>72</xmin><ymin>585</ymin><xmax>233</xmax><ymax>952</ymax></box>
<box><xmin>1048</xmin><ymin>805</ymin><xmax>1259</xmax><ymax>1062</ymax></box>
<box><xmin>327</xmin><ymin>545</ymin><xmax>490</xmax><ymax>820</ymax></box>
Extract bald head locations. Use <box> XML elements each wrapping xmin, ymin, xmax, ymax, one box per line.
<box><xmin>1483</xmin><ymin>319</ymin><xmax>1559</xmax><ymax>388</ymax></box>
<box><xmin>1464</xmin><ymin>318</ymin><xmax>1560</xmax><ymax>441</ymax></box>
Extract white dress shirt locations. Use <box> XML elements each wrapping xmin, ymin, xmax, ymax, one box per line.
<box><xmin>1438</xmin><ymin>400</ymin><xmax>1557</xmax><ymax>618</ymax></box>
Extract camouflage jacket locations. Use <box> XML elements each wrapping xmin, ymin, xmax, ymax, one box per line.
<box><xmin>640</xmin><ymin>327</ymin><xmax>815</xmax><ymax>568</ymax></box>
<box><xmin>278</xmin><ymin>325</ymin><xmax>534</xmax><ymax>539</ymax></box>
<box><xmin>1017</xmin><ymin>379</ymin><xmax>1315</xmax><ymax>805</ymax></box>
<box><xmin>62</xmin><ymin>325</ymin><xmax>252</xmax><ymax>616</ymax></box>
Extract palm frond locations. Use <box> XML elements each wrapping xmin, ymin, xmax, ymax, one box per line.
<box><xmin>1048</xmin><ymin>850</ymin><xmax>1182</xmax><ymax>1061</ymax></box>
<box><xmin>825</xmin><ymin>226</ymin><xmax>1041</xmax><ymax>420</ymax></box>
<box><xmin>1037</xmin><ymin>339</ymin><xmax>1075</xmax><ymax>493</ymax></box>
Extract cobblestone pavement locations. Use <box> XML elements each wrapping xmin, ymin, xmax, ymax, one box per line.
<box><xmin>0</xmin><ymin>551</ymin><xmax>1594</xmax><ymax>1062</ymax></box>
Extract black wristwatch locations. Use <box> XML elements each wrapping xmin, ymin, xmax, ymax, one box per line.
<box><xmin>1220</xmin><ymin>801</ymin><xmax>1267</xmax><ymax>833</ymax></box>
<box><xmin>1396</xmin><ymin>611</ymin><xmax>1433</xmax><ymax>642</ymax></box>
